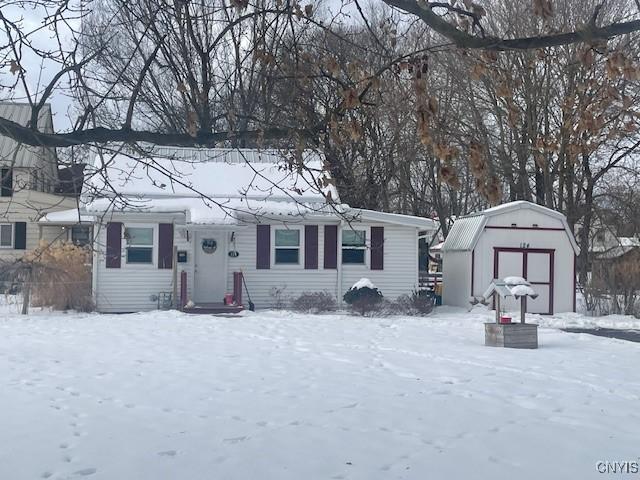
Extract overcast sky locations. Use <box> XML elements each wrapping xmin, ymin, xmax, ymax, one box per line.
<box><xmin>2</xmin><ymin>0</ymin><xmax>367</xmax><ymax>132</ymax></box>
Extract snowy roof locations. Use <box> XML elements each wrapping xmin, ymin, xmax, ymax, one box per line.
<box><xmin>86</xmin><ymin>148</ymin><xmax>334</xmax><ymax>201</ymax></box>
<box><xmin>430</xmin><ymin>241</ymin><xmax>444</xmax><ymax>251</ymax></box>
<box><xmin>40</xmin><ymin>148</ymin><xmax>438</xmax><ymax>229</ymax></box>
<box><xmin>442</xmin><ymin>201</ymin><xmax>580</xmax><ymax>255</ymax></box>
<box><xmin>595</xmin><ymin>238</ymin><xmax>640</xmax><ymax>259</ymax></box>
<box><xmin>38</xmin><ymin>208</ymin><xmax>94</xmax><ymax>225</ymax></box>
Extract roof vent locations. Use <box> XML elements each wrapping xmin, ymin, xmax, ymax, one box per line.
<box><xmin>532</xmin><ymin>223</ymin><xmax>539</xmax><ymax>228</ymax></box>
<box><xmin>511</xmin><ymin>223</ymin><xmax>517</xmax><ymax>227</ymax></box>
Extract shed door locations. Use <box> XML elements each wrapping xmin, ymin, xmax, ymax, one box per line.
<box><xmin>496</xmin><ymin>251</ymin><xmax>525</xmax><ymax>313</ymax></box>
<box><xmin>494</xmin><ymin>249</ymin><xmax>554</xmax><ymax>315</ymax></box>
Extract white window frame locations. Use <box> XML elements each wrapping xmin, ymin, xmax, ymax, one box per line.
<box><xmin>124</xmin><ymin>224</ymin><xmax>156</xmax><ymax>267</ymax></box>
<box><xmin>0</xmin><ymin>223</ymin><xmax>13</xmax><ymax>249</ymax></box>
<box><xmin>272</xmin><ymin>226</ymin><xmax>303</xmax><ymax>267</ymax></box>
<box><xmin>341</xmin><ymin>227</ymin><xmax>368</xmax><ymax>266</ymax></box>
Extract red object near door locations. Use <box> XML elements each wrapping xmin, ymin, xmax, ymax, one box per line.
<box><xmin>500</xmin><ymin>316</ymin><xmax>512</xmax><ymax>324</ymax></box>
<box><xmin>224</xmin><ymin>293</ymin><xmax>234</xmax><ymax>305</ymax></box>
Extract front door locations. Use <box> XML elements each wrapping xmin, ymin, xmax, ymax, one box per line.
<box><xmin>494</xmin><ymin>248</ymin><xmax>554</xmax><ymax>314</ymax></box>
<box><xmin>194</xmin><ymin>232</ymin><xmax>227</xmax><ymax>303</ymax></box>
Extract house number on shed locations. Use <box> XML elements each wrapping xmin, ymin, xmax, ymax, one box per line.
<box><xmin>201</xmin><ymin>238</ymin><xmax>217</xmax><ymax>254</ymax></box>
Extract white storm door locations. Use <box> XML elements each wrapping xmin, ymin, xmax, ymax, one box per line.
<box><xmin>194</xmin><ymin>232</ymin><xmax>227</xmax><ymax>303</ymax></box>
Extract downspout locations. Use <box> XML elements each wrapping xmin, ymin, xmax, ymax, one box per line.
<box><xmin>337</xmin><ymin>221</ymin><xmax>343</xmax><ymax>307</ymax></box>
<box><xmin>91</xmin><ymin>224</ymin><xmax>99</xmax><ymax>310</ymax></box>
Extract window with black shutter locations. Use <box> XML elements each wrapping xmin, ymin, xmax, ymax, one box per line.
<box><xmin>1</xmin><ymin>168</ymin><xmax>13</xmax><ymax>197</ymax></box>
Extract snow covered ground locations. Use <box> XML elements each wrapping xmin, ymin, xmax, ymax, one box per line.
<box><xmin>1</xmin><ymin>303</ymin><xmax>640</xmax><ymax>480</ymax></box>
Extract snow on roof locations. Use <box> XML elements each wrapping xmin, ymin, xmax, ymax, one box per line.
<box><xmin>38</xmin><ymin>208</ymin><xmax>94</xmax><ymax>224</ymax></box>
<box><xmin>430</xmin><ymin>241</ymin><xmax>445</xmax><ymax>251</ymax></box>
<box><xmin>86</xmin><ymin>148</ymin><xmax>335</xmax><ymax>202</ymax></box>
<box><xmin>509</xmin><ymin>284</ymin><xmax>538</xmax><ymax>298</ymax></box>
<box><xmin>441</xmin><ymin>201</ymin><xmax>580</xmax><ymax>255</ymax></box>
<box><xmin>74</xmin><ymin>196</ymin><xmax>342</xmax><ymax>225</ymax></box>
<box><xmin>353</xmin><ymin>209</ymin><xmax>437</xmax><ymax>230</ymax></box>
<box><xmin>619</xmin><ymin>237</ymin><xmax>640</xmax><ymax>247</ymax></box>
<box><xmin>41</xmin><ymin>148</ymin><xmax>437</xmax><ymax>229</ymax></box>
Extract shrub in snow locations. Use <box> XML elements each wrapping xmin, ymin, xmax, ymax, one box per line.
<box><xmin>380</xmin><ymin>291</ymin><xmax>434</xmax><ymax>316</ymax></box>
<box><xmin>343</xmin><ymin>278</ymin><xmax>383</xmax><ymax>315</ymax></box>
<box><xmin>2</xmin><ymin>241</ymin><xmax>94</xmax><ymax>313</ymax></box>
<box><xmin>269</xmin><ymin>285</ymin><xmax>289</xmax><ymax>309</ymax></box>
<box><xmin>291</xmin><ymin>291</ymin><xmax>338</xmax><ymax>313</ymax></box>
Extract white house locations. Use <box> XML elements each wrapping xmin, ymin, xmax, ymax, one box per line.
<box><xmin>43</xmin><ymin>148</ymin><xmax>436</xmax><ymax>313</ymax></box>
<box><xmin>441</xmin><ymin>201</ymin><xmax>579</xmax><ymax>314</ymax></box>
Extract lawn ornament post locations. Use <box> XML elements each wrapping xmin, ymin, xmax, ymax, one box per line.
<box><xmin>480</xmin><ymin>277</ymin><xmax>539</xmax><ymax>349</ymax></box>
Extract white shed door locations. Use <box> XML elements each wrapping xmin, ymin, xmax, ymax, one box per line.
<box><xmin>494</xmin><ymin>249</ymin><xmax>554</xmax><ymax>315</ymax></box>
<box><xmin>526</xmin><ymin>252</ymin><xmax>553</xmax><ymax>315</ymax></box>
<box><xmin>496</xmin><ymin>251</ymin><xmax>524</xmax><ymax>313</ymax></box>
<box><xmin>194</xmin><ymin>233</ymin><xmax>227</xmax><ymax>303</ymax></box>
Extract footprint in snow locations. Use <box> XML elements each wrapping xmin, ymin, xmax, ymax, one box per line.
<box><xmin>73</xmin><ymin>467</ymin><xmax>97</xmax><ymax>476</ymax></box>
<box><xmin>223</xmin><ymin>436</ymin><xmax>249</xmax><ymax>444</ymax></box>
<box><xmin>158</xmin><ymin>450</ymin><xmax>177</xmax><ymax>457</ymax></box>
<box><xmin>41</xmin><ymin>472</ymin><xmax>53</xmax><ymax>478</ymax></box>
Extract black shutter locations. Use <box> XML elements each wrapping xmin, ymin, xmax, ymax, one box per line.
<box><xmin>14</xmin><ymin>222</ymin><xmax>26</xmax><ymax>250</ymax></box>
<box><xmin>324</xmin><ymin>225</ymin><xmax>338</xmax><ymax>269</ymax></box>
<box><xmin>304</xmin><ymin>225</ymin><xmax>318</xmax><ymax>269</ymax></box>
<box><xmin>158</xmin><ymin>223</ymin><xmax>174</xmax><ymax>269</ymax></box>
<box><xmin>370</xmin><ymin>226</ymin><xmax>384</xmax><ymax>270</ymax></box>
<box><xmin>256</xmin><ymin>224</ymin><xmax>271</xmax><ymax>269</ymax></box>
<box><xmin>106</xmin><ymin>222</ymin><xmax>122</xmax><ymax>268</ymax></box>
<box><xmin>1</xmin><ymin>168</ymin><xmax>13</xmax><ymax>197</ymax></box>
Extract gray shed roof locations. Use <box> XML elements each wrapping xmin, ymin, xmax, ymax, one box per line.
<box><xmin>442</xmin><ymin>201</ymin><xmax>580</xmax><ymax>255</ymax></box>
<box><xmin>0</xmin><ymin>102</ymin><xmax>55</xmax><ymax>168</ymax></box>
<box><xmin>440</xmin><ymin>214</ymin><xmax>485</xmax><ymax>251</ymax></box>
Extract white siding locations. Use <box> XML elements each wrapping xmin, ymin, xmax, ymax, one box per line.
<box><xmin>474</xmin><ymin>228</ymin><xmax>575</xmax><ymax>313</ymax></box>
<box><xmin>442</xmin><ymin>251</ymin><xmax>472</xmax><ymax>308</ymax></box>
<box><xmin>94</xmin><ymin>213</ymin><xmax>191</xmax><ymax>313</ymax></box>
<box><xmin>443</xmin><ymin>209</ymin><xmax>576</xmax><ymax>313</ymax></box>
<box><xmin>340</xmin><ymin>224</ymin><xmax>419</xmax><ymax>301</ymax></box>
<box><xmin>222</xmin><ymin>222</ymin><xmax>419</xmax><ymax>308</ymax></box>
<box><xmin>94</xmin><ymin>216</ymin><xmax>422</xmax><ymax>311</ymax></box>
<box><xmin>225</xmin><ymin>222</ymin><xmax>339</xmax><ymax>308</ymax></box>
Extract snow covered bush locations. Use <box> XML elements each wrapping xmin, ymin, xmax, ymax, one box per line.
<box><xmin>27</xmin><ymin>242</ymin><xmax>93</xmax><ymax>312</ymax></box>
<box><xmin>291</xmin><ymin>291</ymin><xmax>338</xmax><ymax>313</ymax></box>
<box><xmin>343</xmin><ymin>278</ymin><xmax>383</xmax><ymax>315</ymax></box>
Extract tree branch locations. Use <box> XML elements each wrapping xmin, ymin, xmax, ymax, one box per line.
<box><xmin>382</xmin><ymin>0</ymin><xmax>640</xmax><ymax>50</ymax></box>
<box><xmin>0</xmin><ymin>116</ymin><xmax>319</xmax><ymax>148</ymax></box>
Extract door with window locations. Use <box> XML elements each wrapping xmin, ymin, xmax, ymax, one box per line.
<box><xmin>194</xmin><ymin>232</ymin><xmax>226</xmax><ymax>303</ymax></box>
<box><xmin>494</xmin><ymin>248</ymin><xmax>554</xmax><ymax>314</ymax></box>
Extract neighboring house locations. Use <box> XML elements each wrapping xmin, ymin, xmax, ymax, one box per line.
<box><xmin>441</xmin><ymin>201</ymin><xmax>580</xmax><ymax>314</ymax></box>
<box><xmin>590</xmin><ymin>234</ymin><xmax>640</xmax><ymax>288</ymax></box>
<box><xmin>0</xmin><ymin>102</ymin><xmax>81</xmax><ymax>260</ymax></box>
<box><xmin>591</xmin><ymin>232</ymin><xmax>640</xmax><ymax>260</ymax></box>
<box><xmin>43</xmin><ymin>148</ymin><xmax>437</xmax><ymax>312</ymax></box>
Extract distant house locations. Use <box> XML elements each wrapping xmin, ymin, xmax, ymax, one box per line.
<box><xmin>0</xmin><ymin>103</ymin><xmax>81</xmax><ymax>260</ymax></box>
<box><xmin>590</xmin><ymin>234</ymin><xmax>640</xmax><ymax>289</ymax></box>
<box><xmin>441</xmin><ymin>201</ymin><xmax>579</xmax><ymax>314</ymax></box>
<box><xmin>43</xmin><ymin>148</ymin><xmax>436</xmax><ymax>312</ymax></box>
